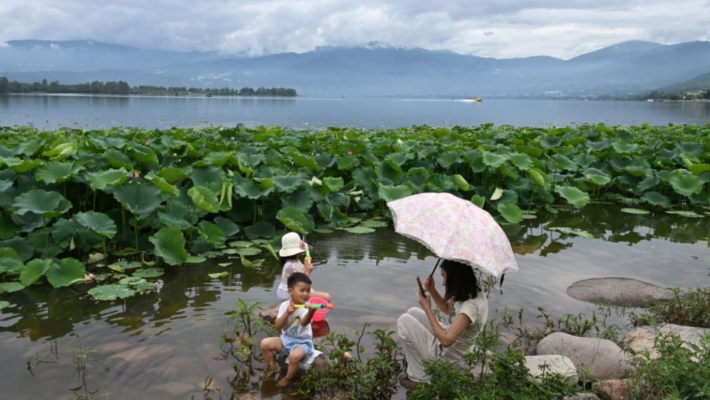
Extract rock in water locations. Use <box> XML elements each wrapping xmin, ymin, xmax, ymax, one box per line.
<box><xmin>567</xmin><ymin>277</ymin><xmax>673</xmax><ymax>307</ymax></box>
<box><xmin>536</xmin><ymin>332</ymin><xmax>634</xmax><ymax>380</ymax></box>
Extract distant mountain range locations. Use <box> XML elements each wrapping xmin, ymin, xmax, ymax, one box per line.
<box><xmin>1</xmin><ymin>39</ymin><xmax>709</xmax><ymax>97</ymax></box>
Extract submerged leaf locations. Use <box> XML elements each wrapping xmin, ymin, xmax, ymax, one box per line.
<box><xmin>620</xmin><ymin>208</ymin><xmax>651</xmax><ymax>215</ymax></box>
<box><xmin>343</xmin><ymin>226</ymin><xmax>376</xmax><ymax>234</ymax></box>
<box><xmin>88</xmin><ymin>284</ymin><xmax>136</xmax><ymax>301</ymax></box>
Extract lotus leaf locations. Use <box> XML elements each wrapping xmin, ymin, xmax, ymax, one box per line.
<box><xmin>188</xmin><ymin>186</ymin><xmax>220</xmax><ymax>213</ymax></box>
<box><xmin>611</xmin><ymin>140</ymin><xmax>638</xmax><ymax>154</ymax></box>
<box><xmin>147</xmin><ymin>173</ymin><xmax>179</xmax><ymax>196</ymax></box>
<box><xmin>378</xmin><ymin>184</ymin><xmax>412</xmax><ymax>203</ymax></box>
<box><xmin>527</xmin><ymin>168</ymin><xmax>551</xmax><ymax>190</ymax></box>
<box><xmin>13</xmin><ymin>189</ymin><xmax>71</xmax><ymax>218</ymax></box>
<box><xmin>437</xmin><ymin>151</ymin><xmax>461</xmax><ymax>168</ymax></box>
<box><xmin>20</xmin><ymin>258</ymin><xmax>54</xmax><ymax>286</ymax></box>
<box><xmin>0</xmin><ymin>257</ymin><xmax>24</xmax><ymax>274</ymax></box>
<box><xmin>282</xmin><ymin>190</ymin><xmax>314</xmax><ymax>213</ymax></box>
<box><xmin>640</xmin><ymin>191</ymin><xmax>671</xmax><ymax>207</ymax></box>
<box><xmin>74</xmin><ymin>211</ymin><xmax>117</xmax><ymax>238</ymax></box>
<box><xmin>46</xmin><ymin>258</ymin><xmax>85</xmax><ymax>287</ymax></box>
<box><xmin>333</xmin><ymin>155</ymin><xmax>357</xmax><ymax>171</ymax></box>
<box><xmin>158</xmin><ymin>201</ymin><xmax>193</xmax><ymax>230</ymax></box>
<box><xmin>554</xmin><ymin>185</ymin><xmax>590</xmax><ymax>208</ymax></box>
<box><xmin>131</xmin><ymin>143</ymin><xmax>159</xmax><ymax>166</ymax></box>
<box><xmin>244</xmin><ymin>221</ymin><xmax>274</xmax><ymax>239</ymax></box>
<box><xmin>276</xmin><ymin>207</ymin><xmax>312</xmax><ymax>233</ymax></box>
<box><xmin>238</xmin><ymin>247</ymin><xmax>262</xmax><ymax>257</ymax></box>
<box><xmin>209</xmin><ymin>272</ymin><xmax>229</xmax><ymax>279</ymax></box>
<box><xmin>666</xmin><ymin>210</ymin><xmax>704</xmax><ymax>218</ymax></box>
<box><xmin>240</xmin><ymin>256</ymin><xmax>265</xmax><ymax>268</ymax></box>
<box><xmin>583</xmin><ymin>168</ymin><xmax>611</xmax><ymax>186</ymax></box>
<box><xmin>508</xmin><ymin>153</ymin><xmax>534</xmax><ymax>170</ymax></box>
<box><xmin>540</xmin><ymin>137</ymin><xmax>563</xmax><ymax>148</ymax></box>
<box><xmin>133</xmin><ymin>268</ymin><xmax>165</xmax><ymax>278</ymax></box>
<box><xmin>199</xmin><ymin>221</ymin><xmax>226</xmax><ymax>246</ymax></box>
<box><xmin>471</xmin><ymin>195</ymin><xmax>485</xmax><ymax>208</ymax></box>
<box><xmin>314</xmin><ymin>154</ymin><xmax>336</xmax><ymax>169</ymax></box>
<box><xmin>362</xmin><ymin>220</ymin><xmax>388</xmax><ymax>228</ymax></box>
<box><xmin>0</xmin><ymin>300</ymin><xmax>9</xmax><ymax>310</ymax></box>
<box><xmin>228</xmin><ymin>241</ymin><xmax>253</xmax><ymax>248</ymax></box>
<box><xmin>35</xmin><ymin>161</ymin><xmax>83</xmax><ymax>184</ymax></box>
<box><xmin>149</xmin><ymin>227</ymin><xmax>188</xmax><ymax>266</ymax></box>
<box><xmin>120</xmin><ymin>277</ymin><xmax>147</xmax><ymax>286</ymax></box>
<box><xmin>186</xmin><ymin>256</ymin><xmax>207</xmax><ymax>263</ymax></box>
<box><xmin>490</xmin><ymin>187</ymin><xmax>504</xmax><ymax>201</ymax></box>
<box><xmin>668</xmin><ymin>170</ymin><xmax>704</xmax><ymax>197</ymax></box>
<box><xmin>88</xmin><ymin>284</ymin><xmax>136</xmax><ymax>301</ymax></box>
<box><xmin>113</xmin><ymin>184</ymin><xmax>162</xmax><ymax>216</ymax></box>
<box><xmin>343</xmin><ymin>226</ymin><xmax>375</xmax><ymax>234</ymax></box>
<box><xmin>88</xmin><ymin>168</ymin><xmax>128</xmax><ymax>190</ymax></box>
<box><xmin>103</xmin><ymin>149</ymin><xmax>133</xmax><ymax>169</ymax></box>
<box><xmin>677</xmin><ymin>142</ymin><xmax>704</xmax><ymax>154</ymax></box>
<box><xmin>551</xmin><ymin>154</ymin><xmax>578</xmax><ymax>171</ymax></box>
<box><xmin>497</xmin><ymin>203</ymin><xmax>523</xmax><ymax>223</ymax></box>
<box><xmin>0</xmin><ymin>212</ymin><xmax>18</xmax><ymax>240</ymax></box>
<box><xmin>191</xmin><ymin>166</ymin><xmax>227</xmax><ymax>192</ymax></box>
<box><xmin>0</xmin><ymin>282</ymin><xmax>25</xmax><ymax>293</ymax></box>
<box><xmin>620</xmin><ymin>208</ymin><xmax>651</xmax><ymax>215</ymax></box>
<box><xmin>214</xmin><ymin>217</ymin><xmax>239</xmax><ymax>237</ymax></box>
<box><xmin>376</xmin><ymin>160</ymin><xmax>404</xmax><ymax>184</ymax></box>
<box><xmin>323</xmin><ymin>177</ymin><xmax>345</xmax><ymax>192</ymax></box>
<box><xmin>0</xmin><ymin>157</ymin><xmax>43</xmax><ymax>173</ymax></box>
<box><xmin>237</xmin><ymin>152</ymin><xmax>266</xmax><ymax>169</ymax></box>
<box><xmin>158</xmin><ymin>167</ymin><xmax>186</xmax><ymax>184</ymax></box>
<box><xmin>289</xmin><ymin>151</ymin><xmax>321</xmax><ymax>171</ymax></box>
<box><xmin>273</xmin><ymin>175</ymin><xmax>304</xmax><ymax>193</ymax></box>
<box><xmin>548</xmin><ymin>227</ymin><xmax>595</xmax><ymax>238</ymax></box>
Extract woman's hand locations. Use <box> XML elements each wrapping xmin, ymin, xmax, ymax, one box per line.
<box><xmin>418</xmin><ymin>290</ymin><xmax>432</xmax><ymax>311</ymax></box>
<box><xmin>423</xmin><ymin>275</ymin><xmax>436</xmax><ymax>292</ymax></box>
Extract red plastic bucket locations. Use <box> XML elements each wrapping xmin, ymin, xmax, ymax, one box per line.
<box><xmin>310</xmin><ymin>297</ymin><xmax>329</xmax><ymax>322</ymax></box>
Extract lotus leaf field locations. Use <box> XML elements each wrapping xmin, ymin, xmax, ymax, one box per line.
<box><xmin>0</xmin><ymin>123</ymin><xmax>708</xmax><ymax>300</ymax></box>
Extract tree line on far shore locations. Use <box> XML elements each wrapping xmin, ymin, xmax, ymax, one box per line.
<box><xmin>0</xmin><ymin>77</ymin><xmax>297</xmax><ymax>97</ymax></box>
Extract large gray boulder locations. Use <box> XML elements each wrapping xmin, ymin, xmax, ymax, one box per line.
<box><xmin>622</xmin><ymin>323</ymin><xmax>710</xmax><ymax>360</ymax></box>
<box><xmin>567</xmin><ymin>277</ymin><xmax>673</xmax><ymax>307</ymax></box>
<box><xmin>536</xmin><ymin>333</ymin><xmax>634</xmax><ymax>380</ymax></box>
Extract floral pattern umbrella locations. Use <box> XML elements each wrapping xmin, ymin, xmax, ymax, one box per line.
<box><xmin>387</xmin><ymin>192</ymin><xmax>518</xmax><ymax>277</ymax></box>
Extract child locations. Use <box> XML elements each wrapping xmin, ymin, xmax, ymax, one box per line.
<box><xmin>260</xmin><ymin>272</ymin><xmax>317</xmax><ymax>387</ymax></box>
<box><xmin>277</xmin><ymin>232</ymin><xmax>331</xmax><ymax>302</ymax></box>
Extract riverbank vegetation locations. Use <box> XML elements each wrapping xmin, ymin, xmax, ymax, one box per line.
<box><xmin>0</xmin><ymin>123</ymin><xmax>708</xmax><ymax>298</ymax></box>
<box><xmin>0</xmin><ymin>77</ymin><xmax>297</xmax><ymax>96</ymax></box>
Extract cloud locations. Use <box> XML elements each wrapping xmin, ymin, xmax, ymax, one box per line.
<box><xmin>0</xmin><ymin>0</ymin><xmax>708</xmax><ymax>59</ymax></box>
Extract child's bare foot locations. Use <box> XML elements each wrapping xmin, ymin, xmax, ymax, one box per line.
<box><xmin>276</xmin><ymin>376</ymin><xmax>293</xmax><ymax>387</ymax></box>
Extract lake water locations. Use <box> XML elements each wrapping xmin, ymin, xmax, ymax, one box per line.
<box><xmin>1</xmin><ymin>204</ymin><xmax>708</xmax><ymax>399</ymax></box>
<box><xmin>1</xmin><ymin>94</ymin><xmax>709</xmax><ymax>129</ymax></box>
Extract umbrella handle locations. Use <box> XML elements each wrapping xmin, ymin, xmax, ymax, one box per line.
<box><xmin>429</xmin><ymin>258</ymin><xmax>442</xmax><ymax>277</ymax></box>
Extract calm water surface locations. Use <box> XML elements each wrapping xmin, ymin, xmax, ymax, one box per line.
<box><xmin>1</xmin><ymin>205</ymin><xmax>708</xmax><ymax>399</ymax></box>
<box><xmin>1</xmin><ymin>94</ymin><xmax>709</xmax><ymax>129</ymax></box>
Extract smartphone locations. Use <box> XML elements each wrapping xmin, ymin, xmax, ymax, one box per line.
<box><xmin>416</xmin><ymin>276</ymin><xmax>426</xmax><ymax>297</ymax></box>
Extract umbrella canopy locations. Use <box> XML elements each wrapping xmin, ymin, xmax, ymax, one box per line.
<box><xmin>387</xmin><ymin>192</ymin><xmax>518</xmax><ymax>277</ymax></box>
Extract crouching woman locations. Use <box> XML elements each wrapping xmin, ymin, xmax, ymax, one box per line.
<box><xmin>397</xmin><ymin>259</ymin><xmax>488</xmax><ymax>383</ymax></box>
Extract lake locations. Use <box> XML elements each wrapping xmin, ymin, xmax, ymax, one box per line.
<box><xmin>1</xmin><ymin>204</ymin><xmax>708</xmax><ymax>399</ymax></box>
<box><xmin>1</xmin><ymin>94</ymin><xmax>710</xmax><ymax>129</ymax></box>
<box><xmin>0</xmin><ymin>94</ymin><xmax>709</xmax><ymax>399</ymax></box>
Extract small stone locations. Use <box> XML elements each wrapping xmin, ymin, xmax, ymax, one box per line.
<box><xmin>593</xmin><ymin>379</ymin><xmax>632</xmax><ymax>400</ymax></box>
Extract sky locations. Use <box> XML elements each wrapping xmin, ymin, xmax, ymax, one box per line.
<box><xmin>0</xmin><ymin>0</ymin><xmax>709</xmax><ymax>59</ymax></box>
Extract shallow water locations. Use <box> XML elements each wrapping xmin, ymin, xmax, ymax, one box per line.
<box><xmin>0</xmin><ymin>204</ymin><xmax>708</xmax><ymax>399</ymax></box>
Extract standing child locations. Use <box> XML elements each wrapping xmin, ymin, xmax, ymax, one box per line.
<box><xmin>261</xmin><ymin>272</ymin><xmax>317</xmax><ymax>387</ymax></box>
<box><xmin>277</xmin><ymin>232</ymin><xmax>331</xmax><ymax>302</ymax></box>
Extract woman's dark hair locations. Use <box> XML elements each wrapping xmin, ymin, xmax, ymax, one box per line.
<box><xmin>287</xmin><ymin>272</ymin><xmax>312</xmax><ymax>288</ymax></box>
<box><xmin>440</xmin><ymin>260</ymin><xmax>479</xmax><ymax>302</ymax></box>
<box><xmin>279</xmin><ymin>254</ymin><xmax>299</xmax><ymax>268</ymax></box>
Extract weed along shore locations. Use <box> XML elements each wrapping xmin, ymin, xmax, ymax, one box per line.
<box><xmin>0</xmin><ymin>123</ymin><xmax>709</xmax><ymax>399</ymax></box>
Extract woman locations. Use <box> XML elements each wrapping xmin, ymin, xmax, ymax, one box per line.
<box><xmin>396</xmin><ymin>259</ymin><xmax>488</xmax><ymax>382</ymax></box>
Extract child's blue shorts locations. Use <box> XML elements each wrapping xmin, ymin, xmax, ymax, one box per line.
<box><xmin>281</xmin><ymin>334</ymin><xmax>314</xmax><ymax>360</ymax></box>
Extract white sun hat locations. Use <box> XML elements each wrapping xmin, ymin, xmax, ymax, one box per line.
<box><xmin>279</xmin><ymin>232</ymin><xmax>309</xmax><ymax>257</ymax></box>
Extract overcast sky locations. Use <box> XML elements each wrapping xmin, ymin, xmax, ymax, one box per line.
<box><xmin>1</xmin><ymin>0</ymin><xmax>708</xmax><ymax>59</ymax></box>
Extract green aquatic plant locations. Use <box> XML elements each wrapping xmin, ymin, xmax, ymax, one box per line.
<box><xmin>0</xmin><ymin>123</ymin><xmax>708</xmax><ymax>296</ymax></box>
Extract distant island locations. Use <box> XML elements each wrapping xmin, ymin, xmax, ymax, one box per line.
<box><xmin>0</xmin><ymin>77</ymin><xmax>297</xmax><ymax>97</ymax></box>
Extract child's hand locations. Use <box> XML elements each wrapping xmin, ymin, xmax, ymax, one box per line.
<box><xmin>287</xmin><ymin>301</ymin><xmax>296</xmax><ymax>314</ymax></box>
<box><xmin>424</xmin><ymin>276</ymin><xmax>435</xmax><ymax>291</ymax></box>
<box><xmin>303</xmin><ymin>257</ymin><xmax>313</xmax><ymax>274</ymax></box>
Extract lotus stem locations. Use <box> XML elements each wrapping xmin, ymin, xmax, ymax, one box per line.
<box><xmin>43</xmin><ymin>216</ymin><xmax>48</xmax><ymax>258</ymax></box>
<box><xmin>134</xmin><ymin>215</ymin><xmax>139</xmax><ymax>250</ymax></box>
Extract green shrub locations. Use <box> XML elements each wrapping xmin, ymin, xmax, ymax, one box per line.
<box><xmin>294</xmin><ymin>324</ymin><xmax>403</xmax><ymax>400</ymax></box>
<box><xmin>640</xmin><ymin>288</ymin><xmax>710</xmax><ymax>328</ymax></box>
<box><xmin>628</xmin><ymin>332</ymin><xmax>710</xmax><ymax>399</ymax></box>
<box><xmin>408</xmin><ymin>348</ymin><xmax>579</xmax><ymax>400</ymax></box>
